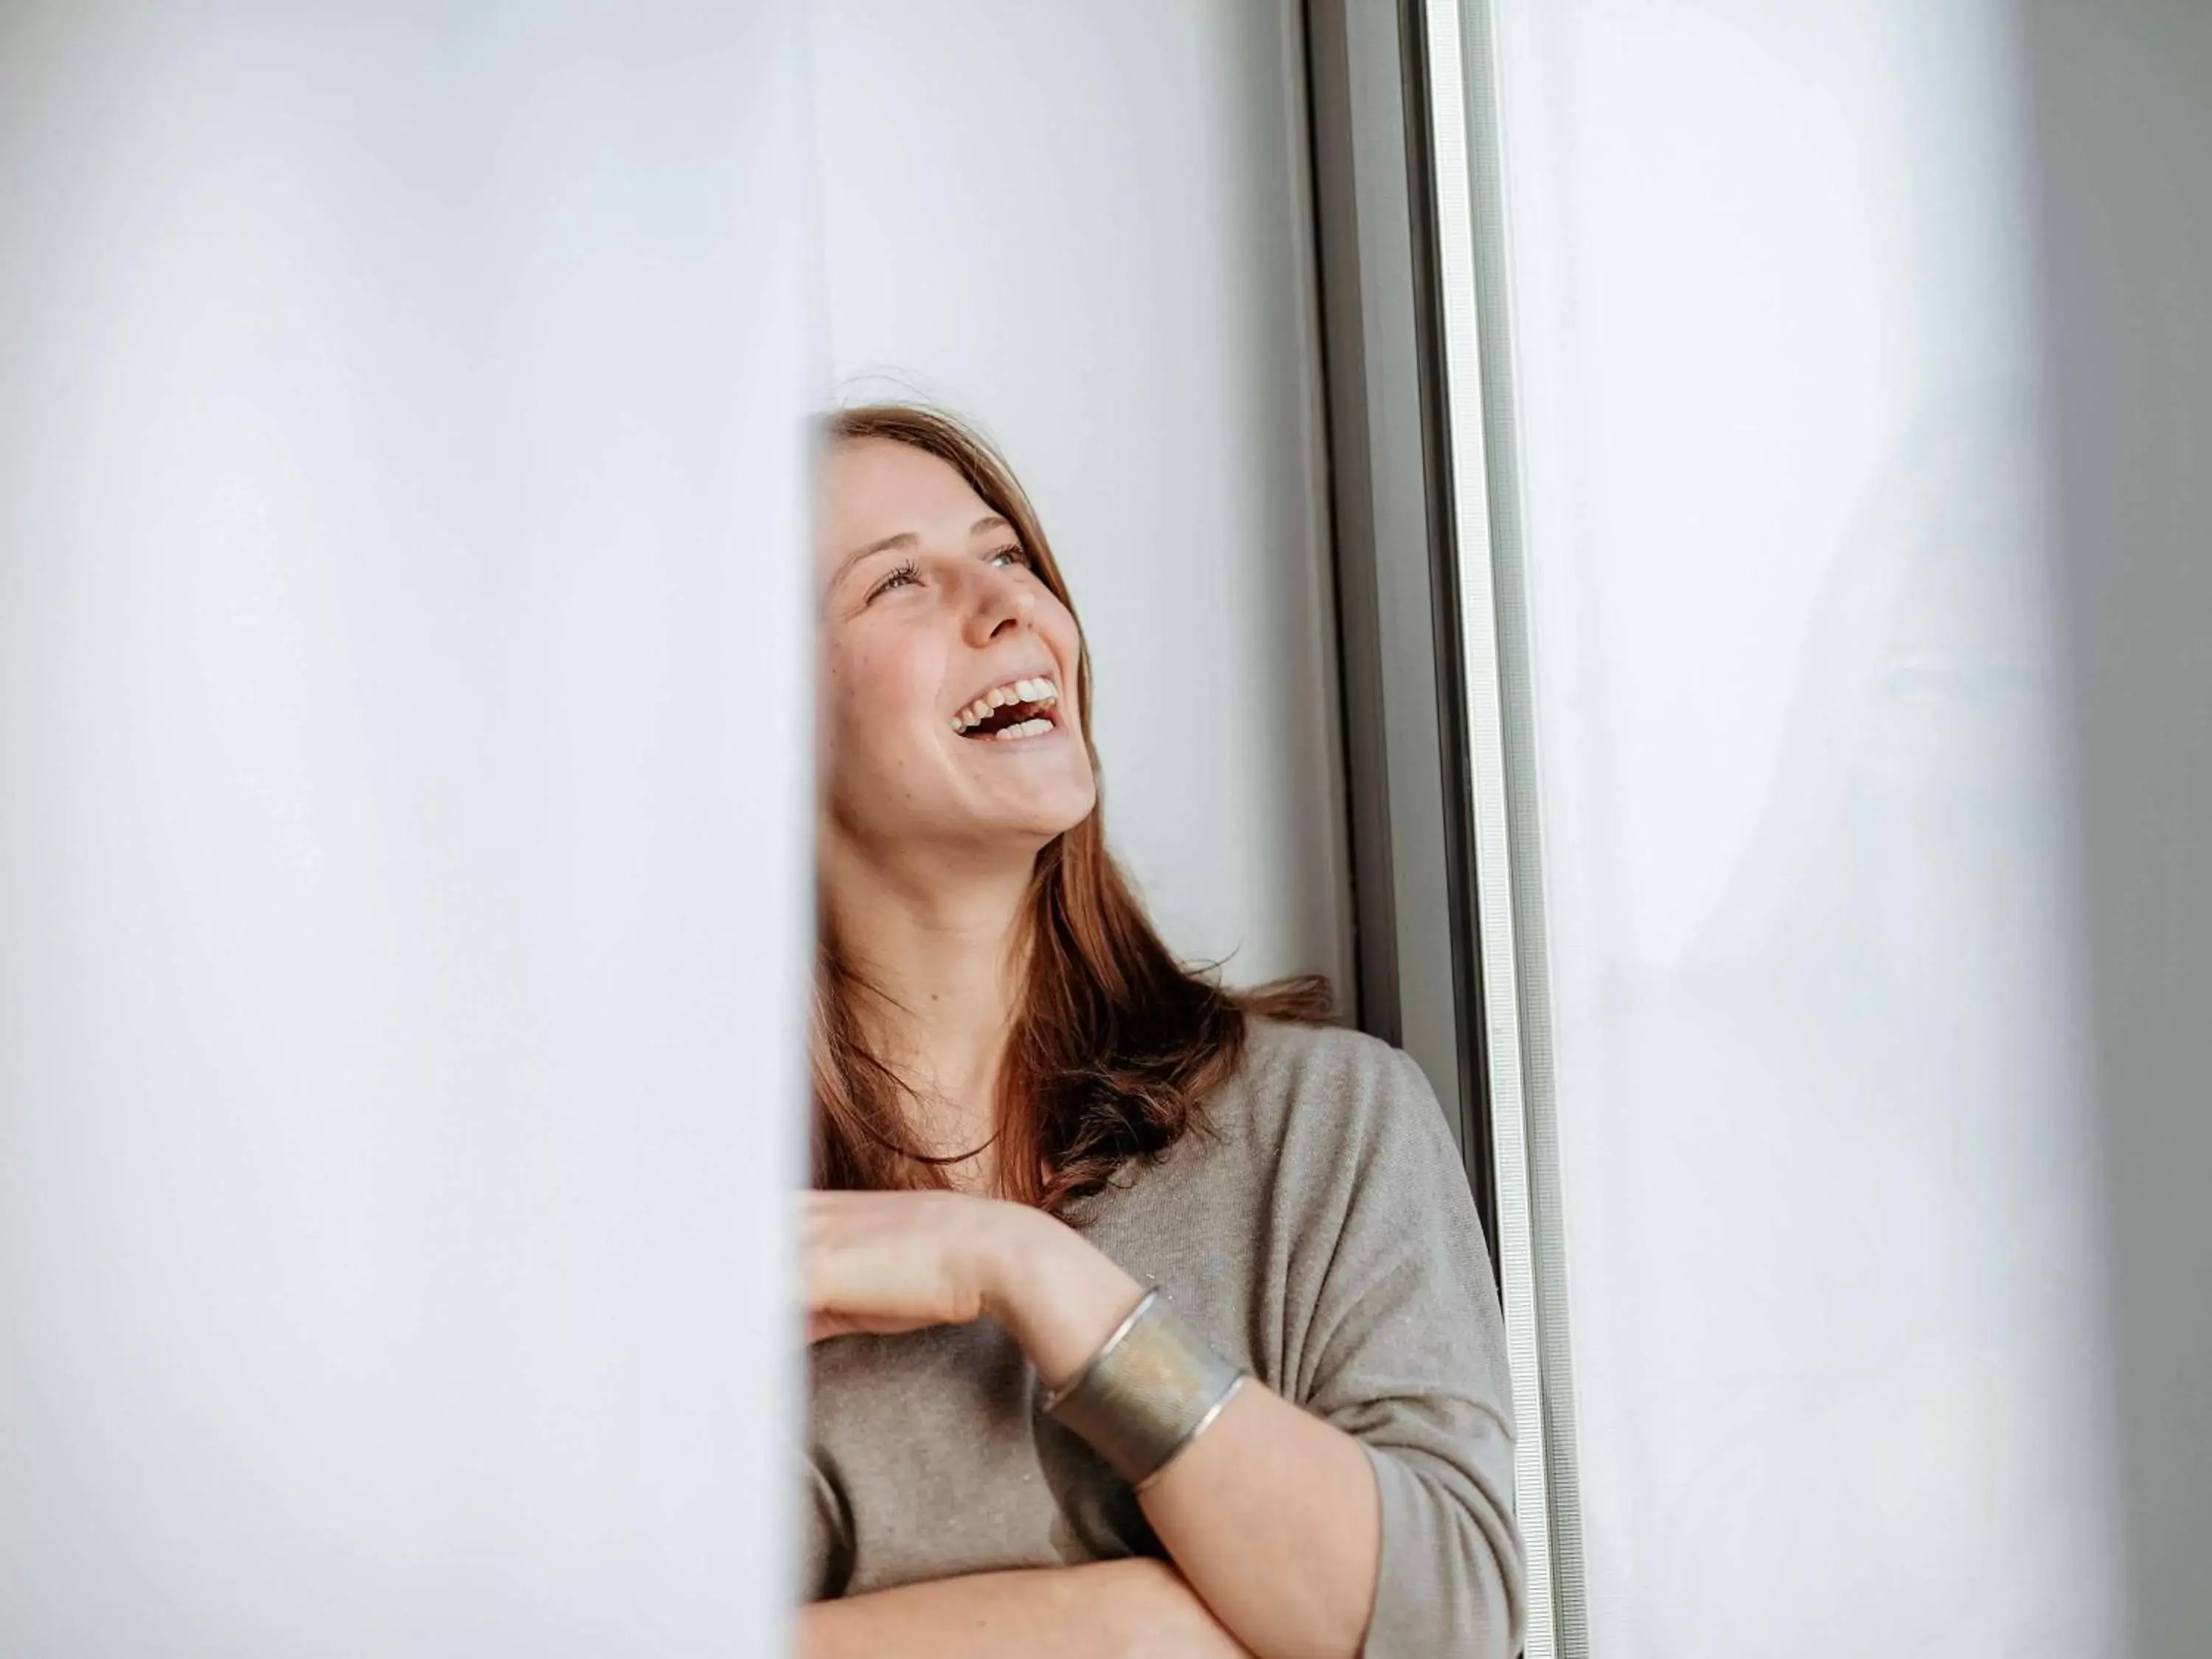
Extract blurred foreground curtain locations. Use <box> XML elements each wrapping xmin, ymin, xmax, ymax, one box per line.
<box><xmin>0</xmin><ymin>4</ymin><xmax>814</xmax><ymax>1653</ymax></box>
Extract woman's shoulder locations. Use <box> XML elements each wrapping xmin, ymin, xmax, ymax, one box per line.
<box><xmin>1237</xmin><ymin>1012</ymin><xmax>1436</xmax><ymax>1097</ymax></box>
<box><xmin>1237</xmin><ymin>1012</ymin><xmax>1404</xmax><ymax>1085</ymax></box>
<box><xmin>1080</xmin><ymin>1016</ymin><xmax>1452</xmax><ymax>1231</ymax></box>
<box><xmin>1225</xmin><ymin>1015</ymin><xmax>1450</xmax><ymax>1161</ymax></box>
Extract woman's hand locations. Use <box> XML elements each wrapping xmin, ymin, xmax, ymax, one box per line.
<box><xmin>804</xmin><ymin>1189</ymin><xmax>1026</xmax><ymax>1342</ymax></box>
<box><xmin>804</xmin><ymin>1189</ymin><xmax>1144</xmax><ymax>1386</ymax></box>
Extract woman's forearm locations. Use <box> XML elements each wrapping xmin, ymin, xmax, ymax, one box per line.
<box><xmin>1135</xmin><ymin>1380</ymin><xmax>1380</xmax><ymax>1659</ymax></box>
<box><xmin>802</xmin><ymin>1558</ymin><xmax>1252</xmax><ymax>1659</ymax></box>
<box><xmin>987</xmin><ymin>1214</ymin><xmax>1381</xmax><ymax>1659</ymax></box>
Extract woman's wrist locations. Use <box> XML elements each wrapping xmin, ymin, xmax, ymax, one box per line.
<box><xmin>981</xmin><ymin>1203</ymin><xmax>1147</xmax><ymax>1391</ymax></box>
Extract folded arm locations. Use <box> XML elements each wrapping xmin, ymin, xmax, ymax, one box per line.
<box><xmin>807</xmin><ymin>1195</ymin><xmax>1384</xmax><ymax>1659</ymax></box>
<box><xmin>801</xmin><ymin>1557</ymin><xmax>1251</xmax><ymax>1659</ymax></box>
<box><xmin>804</xmin><ymin>1043</ymin><xmax>1525</xmax><ymax>1659</ymax></box>
<box><xmin>990</xmin><ymin>1230</ymin><xmax>1384</xmax><ymax>1659</ymax></box>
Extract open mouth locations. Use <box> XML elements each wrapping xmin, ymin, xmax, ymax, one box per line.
<box><xmin>951</xmin><ymin>674</ymin><xmax>1060</xmax><ymax>742</ymax></box>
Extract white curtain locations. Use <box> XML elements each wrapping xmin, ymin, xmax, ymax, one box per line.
<box><xmin>0</xmin><ymin>4</ymin><xmax>813</xmax><ymax>1652</ymax></box>
<box><xmin>1481</xmin><ymin>0</ymin><xmax>2129</xmax><ymax>1652</ymax></box>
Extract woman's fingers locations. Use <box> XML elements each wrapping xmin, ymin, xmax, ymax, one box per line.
<box><xmin>802</xmin><ymin>1189</ymin><xmax>1004</xmax><ymax>1338</ymax></box>
<box><xmin>807</xmin><ymin>1310</ymin><xmax>868</xmax><ymax>1344</ymax></box>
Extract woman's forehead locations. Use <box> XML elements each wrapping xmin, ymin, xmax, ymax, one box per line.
<box><xmin>817</xmin><ymin>439</ymin><xmax>988</xmax><ymax>560</ymax></box>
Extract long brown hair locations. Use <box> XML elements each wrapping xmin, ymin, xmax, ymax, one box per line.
<box><xmin>813</xmin><ymin>403</ymin><xmax>1334</xmax><ymax>1211</ymax></box>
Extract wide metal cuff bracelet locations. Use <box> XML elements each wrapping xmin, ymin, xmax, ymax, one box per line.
<box><xmin>1041</xmin><ymin>1285</ymin><xmax>1248</xmax><ymax>1490</ymax></box>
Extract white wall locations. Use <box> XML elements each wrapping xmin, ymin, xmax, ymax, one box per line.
<box><xmin>807</xmin><ymin>0</ymin><xmax>1351</xmax><ymax>995</ymax></box>
<box><xmin>0</xmin><ymin>6</ymin><xmax>811</xmax><ymax>1652</ymax></box>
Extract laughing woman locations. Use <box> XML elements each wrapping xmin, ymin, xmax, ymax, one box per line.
<box><xmin>803</xmin><ymin>404</ymin><xmax>1526</xmax><ymax>1659</ymax></box>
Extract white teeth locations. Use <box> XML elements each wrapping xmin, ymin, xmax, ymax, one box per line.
<box><xmin>970</xmin><ymin>712</ymin><xmax>1056</xmax><ymax>742</ymax></box>
<box><xmin>953</xmin><ymin>678</ymin><xmax>1062</xmax><ymax>735</ymax></box>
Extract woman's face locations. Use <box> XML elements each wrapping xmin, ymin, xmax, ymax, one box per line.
<box><xmin>815</xmin><ymin>437</ymin><xmax>1096</xmax><ymax>862</ymax></box>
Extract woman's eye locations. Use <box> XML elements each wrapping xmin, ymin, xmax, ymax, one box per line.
<box><xmin>869</xmin><ymin>560</ymin><xmax>922</xmax><ymax>600</ymax></box>
<box><xmin>990</xmin><ymin>545</ymin><xmax>1031</xmax><ymax>569</ymax></box>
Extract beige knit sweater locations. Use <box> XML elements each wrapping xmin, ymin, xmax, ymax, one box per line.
<box><xmin>804</xmin><ymin>1018</ymin><xmax>1527</xmax><ymax>1658</ymax></box>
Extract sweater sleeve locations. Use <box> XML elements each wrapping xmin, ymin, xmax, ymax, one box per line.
<box><xmin>802</xmin><ymin>1452</ymin><xmax>851</xmax><ymax>1602</ymax></box>
<box><xmin>1273</xmin><ymin>1034</ymin><xmax>1528</xmax><ymax>1659</ymax></box>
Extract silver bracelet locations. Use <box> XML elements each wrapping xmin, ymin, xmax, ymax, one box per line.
<box><xmin>1041</xmin><ymin>1284</ymin><xmax>1249</xmax><ymax>1490</ymax></box>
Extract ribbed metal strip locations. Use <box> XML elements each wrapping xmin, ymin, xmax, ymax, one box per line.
<box><xmin>1416</xmin><ymin>1</ymin><xmax>1587</xmax><ymax>1654</ymax></box>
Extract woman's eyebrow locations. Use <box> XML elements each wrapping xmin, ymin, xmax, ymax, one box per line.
<box><xmin>835</xmin><ymin>532</ymin><xmax>916</xmax><ymax>584</ymax></box>
<box><xmin>834</xmin><ymin>516</ymin><xmax>1012</xmax><ymax>584</ymax></box>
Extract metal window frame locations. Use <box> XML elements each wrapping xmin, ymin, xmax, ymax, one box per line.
<box><xmin>1301</xmin><ymin>3</ymin><xmax>1585</xmax><ymax>1655</ymax></box>
<box><xmin>1301</xmin><ymin>0</ymin><xmax>1493</xmax><ymax>1234</ymax></box>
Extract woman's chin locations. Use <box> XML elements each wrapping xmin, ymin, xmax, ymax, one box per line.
<box><xmin>980</xmin><ymin>771</ymin><xmax>1097</xmax><ymax>847</ymax></box>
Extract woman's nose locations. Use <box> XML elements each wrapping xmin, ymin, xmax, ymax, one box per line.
<box><xmin>967</xmin><ymin>572</ymin><xmax>1035</xmax><ymax>644</ymax></box>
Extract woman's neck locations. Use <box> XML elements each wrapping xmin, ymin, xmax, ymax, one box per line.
<box><xmin>820</xmin><ymin>838</ymin><xmax>1034</xmax><ymax>1189</ymax></box>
